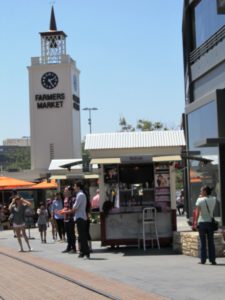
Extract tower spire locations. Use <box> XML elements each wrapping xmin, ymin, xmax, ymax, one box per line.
<box><xmin>40</xmin><ymin>5</ymin><xmax>67</xmax><ymax>64</ymax></box>
<box><xmin>49</xmin><ymin>6</ymin><xmax>57</xmax><ymax>31</ymax></box>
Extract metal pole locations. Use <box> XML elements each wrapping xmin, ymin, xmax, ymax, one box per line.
<box><xmin>83</xmin><ymin>107</ymin><xmax>98</xmax><ymax>134</ymax></box>
<box><xmin>89</xmin><ymin>109</ymin><xmax>92</xmax><ymax>134</ymax></box>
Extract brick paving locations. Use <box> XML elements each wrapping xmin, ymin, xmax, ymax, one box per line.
<box><xmin>1</xmin><ymin>217</ymin><xmax>224</xmax><ymax>300</ymax></box>
<box><xmin>0</xmin><ymin>246</ymin><xmax>166</xmax><ymax>300</ymax></box>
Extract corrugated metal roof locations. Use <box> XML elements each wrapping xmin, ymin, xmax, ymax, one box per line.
<box><xmin>85</xmin><ymin>130</ymin><xmax>185</xmax><ymax>150</ymax></box>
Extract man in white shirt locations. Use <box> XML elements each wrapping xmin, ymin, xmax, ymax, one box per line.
<box><xmin>73</xmin><ymin>181</ymin><xmax>90</xmax><ymax>259</ymax></box>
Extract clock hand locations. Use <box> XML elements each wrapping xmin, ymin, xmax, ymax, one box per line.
<box><xmin>48</xmin><ymin>78</ymin><xmax>54</xmax><ymax>87</ymax></box>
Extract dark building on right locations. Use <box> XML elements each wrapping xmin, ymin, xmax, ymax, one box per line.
<box><xmin>182</xmin><ymin>0</ymin><xmax>225</xmax><ymax>225</ymax></box>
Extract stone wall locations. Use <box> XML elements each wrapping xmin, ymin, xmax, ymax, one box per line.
<box><xmin>90</xmin><ymin>223</ymin><xmax>101</xmax><ymax>241</ymax></box>
<box><xmin>173</xmin><ymin>231</ymin><xmax>224</xmax><ymax>257</ymax></box>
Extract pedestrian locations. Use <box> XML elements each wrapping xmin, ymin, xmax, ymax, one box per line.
<box><xmin>37</xmin><ymin>203</ymin><xmax>48</xmax><ymax>243</ymax></box>
<box><xmin>73</xmin><ymin>181</ymin><xmax>90</xmax><ymax>259</ymax></box>
<box><xmin>61</xmin><ymin>186</ymin><xmax>76</xmax><ymax>253</ymax></box>
<box><xmin>52</xmin><ymin>192</ymin><xmax>66</xmax><ymax>242</ymax></box>
<box><xmin>176</xmin><ymin>189</ymin><xmax>185</xmax><ymax>215</ymax></box>
<box><xmin>8</xmin><ymin>190</ymin><xmax>18</xmax><ymax>237</ymax></box>
<box><xmin>194</xmin><ymin>186</ymin><xmax>217</xmax><ymax>265</ymax></box>
<box><xmin>86</xmin><ymin>194</ymin><xmax>92</xmax><ymax>252</ymax></box>
<box><xmin>47</xmin><ymin>197</ymin><xmax>57</xmax><ymax>241</ymax></box>
<box><xmin>0</xmin><ymin>205</ymin><xmax>4</xmax><ymax>231</ymax></box>
<box><xmin>8</xmin><ymin>195</ymin><xmax>32</xmax><ymax>252</ymax></box>
<box><xmin>91</xmin><ymin>189</ymin><xmax>100</xmax><ymax>212</ymax></box>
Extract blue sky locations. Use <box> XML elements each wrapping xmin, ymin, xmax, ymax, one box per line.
<box><xmin>0</xmin><ymin>0</ymin><xmax>184</xmax><ymax>143</ymax></box>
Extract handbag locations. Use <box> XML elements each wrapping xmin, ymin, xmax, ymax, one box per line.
<box><xmin>211</xmin><ymin>217</ymin><xmax>219</xmax><ymax>231</ymax></box>
<box><xmin>205</xmin><ymin>199</ymin><xmax>218</xmax><ymax>231</ymax></box>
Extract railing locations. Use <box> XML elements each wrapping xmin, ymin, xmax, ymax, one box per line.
<box><xmin>31</xmin><ymin>55</ymin><xmax>73</xmax><ymax>65</ymax></box>
<box><xmin>190</xmin><ymin>25</ymin><xmax>225</xmax><ymax>64</ymax></box>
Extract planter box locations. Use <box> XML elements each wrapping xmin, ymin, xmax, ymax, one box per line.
<box><xmin>173</xmin><ymin>231</ymin><xmax>224</xmax><ymax>257</ymax></box>
<box><xmin>90</xmin><ymin>223</ymin><xmax>101</xmax><ymax>241</ymax></box>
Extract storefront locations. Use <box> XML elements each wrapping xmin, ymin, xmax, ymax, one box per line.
<box><xmin>85</xmin><ymin>130</ymin><xmax>185</xmax><ymax>247</ymax></box>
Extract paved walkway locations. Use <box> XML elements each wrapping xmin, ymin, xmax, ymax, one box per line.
<box><xmin>0</xmin><ymin>216</ymin><xmax>225</xmax><ymax>300</ymax></box>
<box><xmin>0</xmin><ymin>246</ymin><xmax>163</xmax><ymax>300</ymax></box>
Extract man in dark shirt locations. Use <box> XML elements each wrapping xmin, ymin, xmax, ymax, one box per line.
<box><xmin>61</xmin><ymin>186</ymin><xmax>76</xmax><ymax>253</ymax></box>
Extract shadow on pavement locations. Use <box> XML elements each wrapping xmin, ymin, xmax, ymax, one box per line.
<box><xmin>92</xmin><ymin>246</ymin><xmax>179</xmax><ymax>257</ymax></box>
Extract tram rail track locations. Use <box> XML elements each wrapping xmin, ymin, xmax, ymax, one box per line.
<box><xmin>0</xmin><ymin>251</ymin><xmax>120</xmax><ymax>300</ymax></box>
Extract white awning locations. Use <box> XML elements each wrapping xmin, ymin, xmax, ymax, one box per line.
<box><xmin>153</xmin><ymin>155</ymin><xmax>181</xmax><ymax>162</ymax></box>
<box><xmin>91</xmin><ymin>156</ymin><xmax>181</xmax><ymax>164</ymax></box>
<box><xmin>50</xmin><ymin>175</ymin><xmax>67</xmax><ymax>180</ymax></box>
<box><xmin>90</xmin><ymin>158</ymin><xmax>121</xmax><ymax>164</ymax></box>
<box><xmin>48</xmin><ymin>159</ymin><xmax>82</xmax><ymax>171</ymax></box>
<box><xmin>84</xmin><ymin>174</ymin><xmax>99</xmax><ymax>179</ymax></box>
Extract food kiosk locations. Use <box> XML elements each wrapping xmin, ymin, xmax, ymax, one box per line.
<box><xmin>85</xmin><ymin>130</ymin><xmax>185</xmax><ymax>247</ymax></box>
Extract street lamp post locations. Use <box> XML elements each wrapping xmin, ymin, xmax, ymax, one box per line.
<box><xmin>83</xmin><ymin>107</ymin><xmax>98</xmax><ymax>133</ymax></box>
<box><xmin>22</xmin><ymin>136</ymin><xmax>30</xmax><ymax>146</ymax></box>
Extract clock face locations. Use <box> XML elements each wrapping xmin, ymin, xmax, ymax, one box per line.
<box><xmin>41</xmin><ymin>72</ymin><xmax>58</xmax><ymax>89</ymax></box>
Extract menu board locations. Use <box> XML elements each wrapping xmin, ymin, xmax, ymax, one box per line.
<box><xmin>154</xmin><ymin>165</ymin><xmax>170</xmax><ymax>211</ymax></box>
<box><xmin>155</xmin><ymin>187</ymin><xmax>170</xmax><ymax>202</ymax></box>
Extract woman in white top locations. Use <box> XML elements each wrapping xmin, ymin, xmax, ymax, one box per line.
<box><xmin>195</xmin><ymin>186</ymin><xmax>216</xmax><ymax>265</ymax></box>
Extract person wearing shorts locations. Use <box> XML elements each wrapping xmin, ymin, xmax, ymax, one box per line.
<box><xmin>8</xmin><ymin>195</ymin><xmax>32</xmax><ymax>252</ymax></box>
<box><xmin>37</xmin><ymin>203</ymin><xmax>48</xmax><ymax>243</ymax></box>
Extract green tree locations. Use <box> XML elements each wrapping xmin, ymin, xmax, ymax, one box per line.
<box><xmin>153</xmin><ymin>121</ymin><xmax>166</xmax><ymax>130</ymax></box>
<box><xmin>119</xmin><ymin>117</ymin><xmax>168</xmax><ymax>132</ymax></box>
<box><xmin>136</xmin><ymin>119</ymin><xmax>154</xmax><ymax>131</ymax></box>
<box><xmin>176</xmin><ymin>169</ymin><xmax>183</xmax><ymax>190</ymax></box>
<box><xmin>1</xmin><ymin>147</ymin><xmax>31</xmax><ymax>171</ymax></box>
<box><xmin>119</xmin><ymin>117</ymin><xmax>135</xmax><ymax>132</ymax></box>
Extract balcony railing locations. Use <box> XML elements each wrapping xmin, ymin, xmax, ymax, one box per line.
<box><xmin>190</xmin><ymin>25</ymin><xmax>225</xmax><ymax>64</ymax></box>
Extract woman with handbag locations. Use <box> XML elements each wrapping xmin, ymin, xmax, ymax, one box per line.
<box><xmin>195</xmin><ymin>186</ymin><xmax>217</xmax><ymax>265</ymax></box>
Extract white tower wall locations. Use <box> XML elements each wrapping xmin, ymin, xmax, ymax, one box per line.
<box><xmin>28</xmin><ymin>55</ymin><xmax>81</xmax><ymax>171</ymax></box>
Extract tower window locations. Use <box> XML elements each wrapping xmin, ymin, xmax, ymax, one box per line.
<box><xmin>50</xmin><ymin>143</ymin><xmax>55</xmax><ymax>160</ymax></box>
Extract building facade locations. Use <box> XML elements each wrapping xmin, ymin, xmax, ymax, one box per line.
<box><xmin>28</xmin><ymin>6</ymin><xmax>81</xmax><ymax>172</ymax></box>
<box><xmin>3</xmin><ymin>138</ymin><xmax>30</xmax><ymax>147</ymax></box>
<box><xmin>182</xmin><ymin>0</ymin><xmax>225</xmax><ymax>225</ymax></box>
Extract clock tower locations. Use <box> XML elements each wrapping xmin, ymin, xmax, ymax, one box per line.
<box><xmin>28</xmin><ymin>6</ymin><xmax>81</xmax><ymax>172</ymax></box>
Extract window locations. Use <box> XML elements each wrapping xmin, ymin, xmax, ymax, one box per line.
<box><xmin>187</xmin><ymin>101</ymin><xmax>220</xmax><ymax>218</ymax></box>
<box><xmin>119</xmin><ymin>164</ymin><xmax>153</xmax><ymax>184</ymax></box>
<box><xmin>188</xmin><ymin>100</ymin><xmax>218</xmax><ymax>152</ymax></box>
<box><xmin>194</xmin><ymin>0</ymin><xmax>225</xmax><ymax>48</ymax></box>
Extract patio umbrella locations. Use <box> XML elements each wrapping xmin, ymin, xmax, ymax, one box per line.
<box><xmin>28</xmin><ymin>179</ymin><xmax>58</xmax><ymax>190</ymax></box>
<box><xmin>0</xmin><ymin>176</ymin><xmax>34</xmax><ymax>190</ymax></box>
